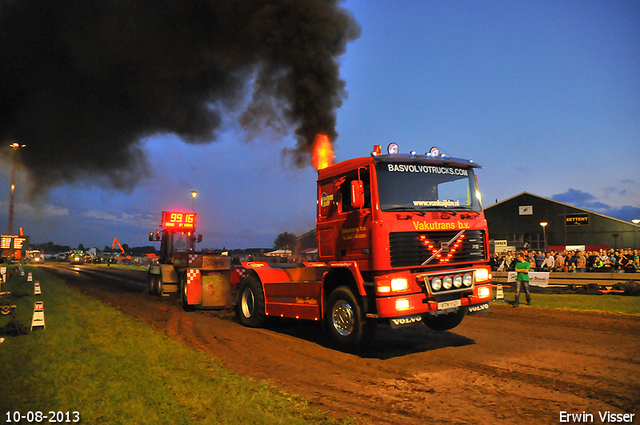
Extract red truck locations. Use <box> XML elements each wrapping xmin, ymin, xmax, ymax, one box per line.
<box><xmin>149</xmin><ymin>143</ymin><xmax>492</xmax><ymax>347</ymax></box>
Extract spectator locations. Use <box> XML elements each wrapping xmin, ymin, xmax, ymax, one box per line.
<box><xmin>534</xmin><ymin>250</ymin><xmax>545</xmax><ymax>270</ymax></box>
<box><xmin>490</xmin><ymin>253</ymin><xmax>501</xmax><ymax>271</ymax></box>
<box><xmin>586</xmin><ymin>251</ymin><xmax>597</xmax><ymax>270</ymax></box>
<box><xmin>610</xmin><ymin>251</ymin><xmax>622</xmax><ymax>272</ymax></box>
<box><xmin>555</xmin><ymin>252</ymin><xmax>565</xmax><ymax>272</ymax></box>
<box><xmin>503</xmin><ymin>251</ymin><xmax>514</xmax><ymax>271</ymax></box>
<box><xmin>567</xmin><ymin>251</ymin><xmax>577</xmax><ymax>272</ymax></box>
<box><xmin>513</xmin><ymin>252</ymin><xmax>531</xmax><ymax>307</ymax></box>
<box><xmin>621</xmin><ymin>249</ymin><xmax>635</xmax><ymax>273</ymax></box>
<box><xmin>592</xmin><ymin>255</ymin><xmax>604</xmax><ymax>271</ymax></box>
<box><xmin>599</xmin><ymin>249</ymin><xmax>609</xmax><ymax>264</ymax></box>
<box><xmin>576</xmin><ymin>251</ymin><xmax>587</xmax><ymax>273</ymax></box>
<box><xmin>541</xmin><ymin>251</ymin><xmax>555</xmax><ymax>271</ymax></box>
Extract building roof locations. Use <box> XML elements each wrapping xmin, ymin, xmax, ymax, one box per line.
<box><xmin>485</xmin><ymin>192</ymin><xmax>639</xmax><ymax>228</ymax></box>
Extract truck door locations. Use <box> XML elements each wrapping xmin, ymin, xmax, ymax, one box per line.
<box><xmin>317</xmin><ymin>169</ymin><xmax>371</xmax><ymax>267</ymax></box>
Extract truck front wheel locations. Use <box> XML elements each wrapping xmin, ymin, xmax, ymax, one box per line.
<box><xmin>237</xmin><ymin>276</ymin><xmax>265</xmax><ymax>328</ymax></box>
<box><xmin>157</xmin><ymin>275</ymin><xmax>165</xmax><ymax>297</ymax></box>
<box><xmin>147</xmin><ymin>271</ymin><xmax>159</xmax><ymax>295</ymax></box>
<box><xmin>424</xmin><ymin>308</ymin><xmax>465</xmax><ymax>331</ymax></box>
<box><xmin>326</xmin><ymin>286</ymin><xmax>364</xmax><ymax>347</ymax></box>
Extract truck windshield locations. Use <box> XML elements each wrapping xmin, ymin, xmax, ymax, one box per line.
<box><xmin>375</xmin><ymin>162</ymin><xmax>482</xmax><ymax>212</ymax></box>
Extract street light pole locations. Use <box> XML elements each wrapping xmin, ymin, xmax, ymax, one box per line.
<box><xmin>191</xmin><ymin>191</ymin><xmax>197</xmax><ymax>213</ymax></box>
<box><xmin>8</xmin><ymin>142</ymin><xmax>26</xmax><ymax>235</ymax></box>
<box><xmin>633</xmin><ymin>219</ymin><xmax>640</xmax><ymax>249</ymax></box>
<box><xmin>540</xmin><ymin>222</ymin><xmax>548</xmax><ymax>252</ymax></box>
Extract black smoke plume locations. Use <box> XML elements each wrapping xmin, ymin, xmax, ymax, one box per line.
<box><xmin>0</xmin><ymin>0</ymin><xmax>360</xmax><ymax>194</ymax></box>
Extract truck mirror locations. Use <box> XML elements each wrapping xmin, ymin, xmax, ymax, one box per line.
<box><xmin>197</xmin><ymin>234</ymin><xmax>203</xmax><ymax>243</ymax></box>
<box><xmin>351</xmin><ymin>180</ymin><xmax>365</xmax><ymax>209</ymax></box>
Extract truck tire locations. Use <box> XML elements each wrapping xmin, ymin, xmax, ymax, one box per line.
<box><xmin>237</xmin><ymin>275</ymin><xmax>265</xmax><ymax>328</ymax></box>
<box><xmin>326</xmin><ymin>286</ymin><xmax>364</xmax><ymax>347</ymax></box>
<box><xmin>147</xmin><ymin>270</ymin><xmax>158</xmax><ymax>295</ymax></box>
<box><xmin>424</xmin><ymin>308</ymin><xmax>465</xmax><ymax>331</ymax></box>
<box><xmin>157</xmin><ymin>274</ymin><xmax>165</xmax><ymax>297</ymax></box>
<box><xmin>180</xmin><ymin>273</ymin><xmax>195</xmax><ymax>312</ymax></box>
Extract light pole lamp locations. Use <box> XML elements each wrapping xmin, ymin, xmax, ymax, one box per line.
<box><xmin>540</xmin><ymin>222</ymin><xmax>548</xmax><ymax>251</ymax></box>
<box><xmin>191</xmin><ymin>191</ymin><xmax>197</xmax><ymax>212</ymax></box>
<box><xmin>8</xmin><ymin>142</ymin><xmax>26</xmax><ymax>235</ymax></box>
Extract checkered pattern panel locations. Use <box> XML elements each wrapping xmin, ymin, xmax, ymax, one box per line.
<box><xmin>230</xmin><ymin>266</ymin><xmax>246</xmax><ymax>285</ymax></box>
<box><xmin>187</xmin><ymin>268</ymin><xmax>200</xmax><ymax>285</ymax></box>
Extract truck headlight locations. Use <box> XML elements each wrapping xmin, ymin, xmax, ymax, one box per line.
<box><xmin>430</xmin><ymin>277</ymin><xmax>442</xmax><ymax>291</ymax></box>
<box><xmin>453</xmin><ymin>275</ymin><xmax>463</xmax><ymax>288</ymax></box>
<box><xmin>475</xmin><ymin>268</ymin><xmax>490</xmax><ymax>283</ymax></box>
<box><xmin>391</xmin><ymin>278</ymin><xmax>408</xmax><ymax>292</ymax></box>
<box><xmin>463</xmin><ymin>273</ymin><xmax>473</xmax><ymax>287</ymax></box>
<box><xmin>443</xmin><ymin>276</ymin><xmax>453</xmax><ymax>290</ymax></box>
<box><xmin>478</xmin><ymin>286</ymin><xmax>491</xmax><ymax>298</ymax></box>
<box><xmin>395</xmin><ymin>298</ymin><xmax>410</xmax><ymax>311</ymax></box>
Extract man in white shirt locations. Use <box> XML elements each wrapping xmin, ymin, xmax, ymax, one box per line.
<box><xmin>541</xmin><ymin>251</ymin><xmax>555</xmax><ymax>271</ymax></box>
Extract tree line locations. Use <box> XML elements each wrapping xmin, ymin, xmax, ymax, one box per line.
<box><xmin>30</xmin><ymin>242</ymin><xmax>158</xmax><ymax>256</ymax></box>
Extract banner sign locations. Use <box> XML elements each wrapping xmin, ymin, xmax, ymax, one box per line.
<box><xmin>566</xmin><ymin>213</ymin><xmax>589</xmax><ymax>226</ymax></box>
<box><xmin>507</xmin><ymin>271</ymin><xmax>549</xmax><ymax>287</ymax></box>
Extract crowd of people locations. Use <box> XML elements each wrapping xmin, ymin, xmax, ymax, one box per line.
<box><xmin>491</xmin><ymin>248</ymin><xmax>640</xmax><ymax>273</ymax></box>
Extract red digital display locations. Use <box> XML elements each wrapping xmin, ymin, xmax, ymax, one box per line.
<box><xmin>161</xmin><ymin>211</ymin><xmax>197</xmax><ymax>229</ymax></box>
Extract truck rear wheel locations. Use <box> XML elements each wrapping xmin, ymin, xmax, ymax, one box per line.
<box><xmin>237</xmin><ymin>276</ymin><xmax>265</xmax><ymax>328</ymax></box>
<box><xmin>424</xmin><ymin>308</ymin><xmax>465</xmax><ymax>331</ymax></box>
<box><xmin>180</xmin><ymin>273</ymin><xmax>195</xmax><ymax>312</ymax></box>
<box><xmin>326</xmin><ymin>286</ymin><xmax>364</xmax><ymax>347</ymax></box>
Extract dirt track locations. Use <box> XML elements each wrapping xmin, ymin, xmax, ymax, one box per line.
<box><xmin>44</xmin><ymin>265</ymin><xmax>640</xmax><ymax>424</ymax></box>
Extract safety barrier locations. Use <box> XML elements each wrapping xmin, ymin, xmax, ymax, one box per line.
<box><xmin>491</xmin><ymin>271</ymin><xmax>637</xmax><ymax>288</ymax></box>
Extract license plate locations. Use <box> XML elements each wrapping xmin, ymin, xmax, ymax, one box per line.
<box><xmin>438</xmin><ymin>299</ymin><xmax>461</xmax><ymax>310</ymax></box>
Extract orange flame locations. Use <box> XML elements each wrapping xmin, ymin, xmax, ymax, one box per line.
<box><xmin>311</xmin><ymin>134</ymin><xmax>335</xmax><ymax>171</ymax></box>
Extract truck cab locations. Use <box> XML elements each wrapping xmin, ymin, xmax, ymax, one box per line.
<box><xmin>236</xmin><ymin>144</ymin><xmax>492</xmax><ymax>347</ymax></box>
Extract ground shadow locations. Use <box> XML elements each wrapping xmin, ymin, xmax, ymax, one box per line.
<box><xmin>260</xmin><ymin>317</ymin><xmax>476</xmax><ymax>359</ymax></box>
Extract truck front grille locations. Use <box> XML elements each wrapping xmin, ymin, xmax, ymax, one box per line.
<box><xmin>389</xmin><ymin>230</ymin><xmax>485</xmax><ymax>268</ymax></box>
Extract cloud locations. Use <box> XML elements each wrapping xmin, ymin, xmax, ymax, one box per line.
<box><xmin>83</xmin><ymin>210</ymin><xmax>155</xmax><ymax>228</ymax></box>
<box><xmin>551</xmin><ymin>188</ymin><xmax>640</xmax><ymax>223</ymax></box>
<box><xmin>551</xmin><ymin>189</ymin><xmax>600</xmax><ymax>207</ymax></box>
<box><xmin>14</xmin><ymin>202</ymin><xmax>69</xmax><ymax>217</ymax></box>
<box><xmin>611</xmin><ymin>206</ymin><xmax>640</xmax><ymax>223</ymax></box>
<box><xmin>84</xmin><ymin>211</ymin><xmax>119</xmax><ymax>221</ymax></box>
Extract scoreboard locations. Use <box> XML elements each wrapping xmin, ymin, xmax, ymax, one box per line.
<box><xmin>1</xmin><ymin>234</ymin><xmax>29</xmax><ymax>250</ymax></box>
<box><xmin>161</xmin><ymin>211</ymin><xmax>197</xmax><ymax>229</ymax></box>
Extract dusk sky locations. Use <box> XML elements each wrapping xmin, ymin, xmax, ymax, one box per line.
<box><xmin>1</xmin><ymin>0</ymin><xmax>639</xmax><ymax>252</ymax></box>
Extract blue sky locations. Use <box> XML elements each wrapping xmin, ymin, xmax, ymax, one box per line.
<box><xmin>1</xmin><ymin>0</ymin><xmax>639</xmax><ymax>251</ymax></box>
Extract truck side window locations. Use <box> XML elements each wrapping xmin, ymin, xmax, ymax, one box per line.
<box><xmin>340</xmin><ymin>170</ymin><xmax>370</xmax><ymax>213</ymax></box>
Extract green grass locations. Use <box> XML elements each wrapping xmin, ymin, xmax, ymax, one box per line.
<box><xmin>0</xmin><ymin>266</ymin><xmax>351</xmax><ymax>425</ymax></box>
<box><xmin>492</xmin><ymin>292</ymin><xmax>640</xmax><ymax>315</ymax></box>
